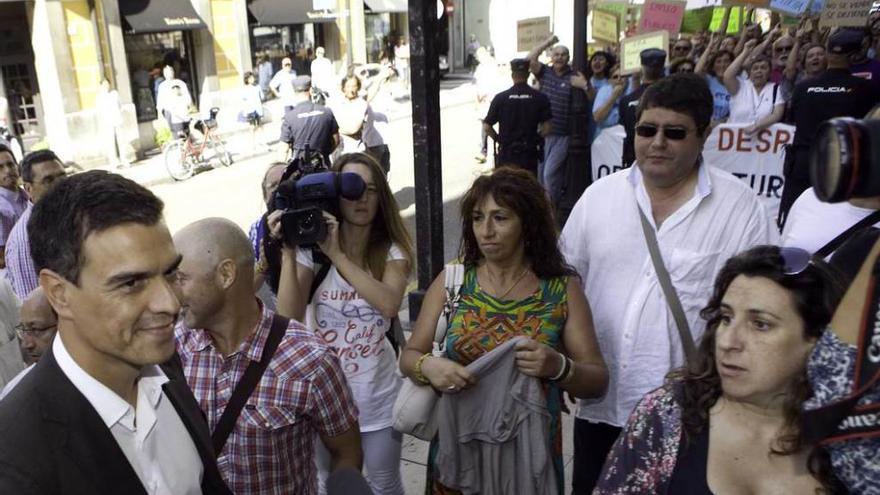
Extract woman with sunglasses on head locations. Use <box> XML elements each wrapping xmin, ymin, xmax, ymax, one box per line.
<box><xmin>269</xmin><ymin>152</ymin><xmax>414</xmax><ymax>495</ymax></box>
<box><xmin>595</xmin><ymin>245</ymin><xmax>847</xmax><ymax>494</ymax></box>
<box><xmin>401</xmin><ymin>167</ymin><xmax>608</xmax><ymax>494</ymax></box>
<box><xmin>723</xmin><ymin>28</ymin><xmax>787</xmax><ymax>135</ymax></box>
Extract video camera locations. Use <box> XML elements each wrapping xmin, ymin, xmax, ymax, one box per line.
<box><xmin>810</xmin><ymin>116</ymin><xmax>880</xmax><ymax>202</ymax></box>
<box><xmin>271</xmin><ymin>170</ymin><xmax>366</xmax><ymax>246</ymax></box>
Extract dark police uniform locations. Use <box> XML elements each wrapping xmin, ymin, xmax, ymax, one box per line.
<box><xmin>279</xmin><ymin>101</ymin><xmax>338</xmax><ymax>162</ymax></box>
<box><xmin>484</xmin><ymin>82</ymin><xmax>552</xmax><ymax>175</ymax></box>
<box><xmin>618</xmin><ymin>48</ymin><xmax>666</xmax><ymax>169</ymax></box>
<box><xmin>780</xmin><ymin>31</ymin><xmax>880</xmax><ymax>226</ymax></box>
<box><xmin>618</xmin><ymin>84</ymin><xmax>649</xmax><ymax>168</ymax></box>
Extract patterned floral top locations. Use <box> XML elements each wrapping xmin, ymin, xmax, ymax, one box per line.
<box><xmin>805</xmin><ymin>329</ymin><xmax>879</xmax><ymax>494</ymax></box>
<box><xmin>426</xmin><ymin>268</ymin><xmax>569</xmax><ymax>495</ymax></box>
<box><xmin>594</xmin><ymin>384</ymin><xmax>684</xmax><ymax>494</ymax></box>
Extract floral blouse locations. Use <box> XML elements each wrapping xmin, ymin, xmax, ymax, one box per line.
<box><xmin>594</xmin><ymin>384</ymin><xmax>684</xmax><ymax>494</ymax></box>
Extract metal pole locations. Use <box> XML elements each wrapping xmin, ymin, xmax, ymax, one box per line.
<box><xmin>407</xmin><ymin>0</ymin><xmax>444</xmax><ymax>323</ymax></box>
<box><xmin>558</xmin><ymin>0</ymin><xmax>589</xmax><ymax>227</ymax></box>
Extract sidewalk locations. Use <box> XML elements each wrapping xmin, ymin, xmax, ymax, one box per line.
<box><xmin>112</xmin><ymin>74</ymin><xmax>478</xmax><ymax>189</ymax></box>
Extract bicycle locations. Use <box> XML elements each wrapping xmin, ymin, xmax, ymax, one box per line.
<box><xmin>163</xmin><ymin>107</ymin><xmax>233</xmax><ymax>181</ymax></box>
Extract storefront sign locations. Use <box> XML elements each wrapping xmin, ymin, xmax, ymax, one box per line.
<box><xmin>819</xmin><ymin>0</ymin><xmax>872</xmax><ymax>27</ymax></box>
<box><xmin>638</xmin><ymin>0</ymin><xmax>686</xmax><ymax>35</ymax></box>
<box><xmin>517</xmin><ymin>17</ymin><xmax>551</xmax><ymax>52</ymax></box>
<box><xmin>592</xmin><ymin>123</ymin><xmax>793</xmax><ymax>227</ymax></box>
<box><xmin>163</xmin><ymin>17</ymin><xmax>202</xmax><ymax>27</ymax></box>
<box><xmin>593</xmin><ymin>10</ymin><xmax>620</xmax><ymax>43</ymax></box>
<box><xmin>620</xmin><ymin>30</ymin><xmax>669</xmax><ymax>75</ymax></box>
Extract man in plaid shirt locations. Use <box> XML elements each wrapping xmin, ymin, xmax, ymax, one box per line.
<box><xmin>172</xmin><ymin>218</ymin><xmax>362</xmax><ymax>494</ymax></box>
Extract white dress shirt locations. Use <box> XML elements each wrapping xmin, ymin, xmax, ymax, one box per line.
<box><xmin>782</xmin><ymin>187</ymin><xmax>879</xmax><ymax>255</ymax></box>
<box><xmin>560</xmin><ymin>163</ymin><xmax>775</xmax><ymax>426</ymax></box>
<box><xmin>727</xmin><ymin>78</ymin><xmax>786</xmax><ymax>124</ymax></box>
<box><xmin>53</xmin><ymin>336</ymin><xmax>203</xmax><ymax>495</ymax></box>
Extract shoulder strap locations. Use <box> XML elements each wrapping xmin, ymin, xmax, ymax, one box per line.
<box><xmin>309</xmin><ymin>262</ymin><xmax>332</xmax><ymax>302</ymax></box>
<box><xmin>211</xmin><ymin>313</ymin><xmax>289</xmax><ymax>455</ymax></box>
<box><xmin>637</xmin><ymin>208</ymin><xmax>698</xmax><ymax>368</ymax></box>
<box><xmin>815</xmin><ymin>210</ymin><xmax>880</xmax><ymax>258</ymax></box>
<box><xmin>772</xmin><ymin>82</ymin><xmax>779</xmax><ymax>105</ymax></box>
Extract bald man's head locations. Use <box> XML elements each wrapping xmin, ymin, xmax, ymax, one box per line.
<box><xmin>173</xmin><ymin>218</ymin><xmax>255</xmax><ymax>329</ymax></box>
<box><xmin>19</xmin><ymin>287</ymin><xmax>57</xmax><ymax>364</ymax></box>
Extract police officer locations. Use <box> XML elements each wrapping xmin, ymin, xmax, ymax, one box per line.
<box><xmin>279</xmin><ymin>75</ymin><xmax>339</xmax><ymax>165</ymax></box>
<box><xmin>482</xmin><ymin>58</ymin><xmax>552</xmax><ymax>176</ymax></box>
<box><xmin>618</xmin><ymin>49</ymin><xmax>667</xmax><ymax>168</ymax></box>
<box><xmin>780</xmin><ymin>29</ymin><xmax>880</xmax><ymax>227</ymax></box>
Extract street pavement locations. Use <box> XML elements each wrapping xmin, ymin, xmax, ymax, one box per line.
<box><xmin>112</xmin><ymin>73</ymin><xmax>578</xmax><ymax>494</ymax></box>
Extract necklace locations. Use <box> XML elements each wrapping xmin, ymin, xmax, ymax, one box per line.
<box><xmin>481</xmin><ymin>266</ymin><xmax>530</xmax><ymax>300</ymax></box>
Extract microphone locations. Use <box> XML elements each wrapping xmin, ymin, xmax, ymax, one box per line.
<box><xmin>326</xmin><ymin>467</ymin><xmax>372</xmax><ymax>495</ymax></box>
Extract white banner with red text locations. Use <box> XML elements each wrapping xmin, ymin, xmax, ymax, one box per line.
<box><xmin>591</xmin><ymin>123</ymin><xmax>793</xmax><ymax>227</ymax></box>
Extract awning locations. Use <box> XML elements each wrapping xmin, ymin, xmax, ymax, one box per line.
<box><xmin>364</xmin><ymin>0</ymin><xmax>407</xmax><ymax>13</ymax></box>
<box><xmin>119</xmin><ymin>0</ymin><xmax>206</xmax><ymax>34</ymax></box>
<box><xmin>248</xmin><ymin>0</ymin><xmax>337</xmax><ymax>26</ymax></box>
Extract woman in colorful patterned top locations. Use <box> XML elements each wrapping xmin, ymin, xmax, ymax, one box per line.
<box><xmin>400</xmin><ymin>166</ymin><xmax>609</xmax><ymax>494</ymax></box>
<box><xmin>596</xmin><ymin>246</ymin><xmax>848</xmax><ymax>495</ymax></box>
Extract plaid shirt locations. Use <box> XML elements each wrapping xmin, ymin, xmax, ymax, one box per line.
<box><xmin>0</xmin><ymin>188</ymin><xmax>28</xmax><ymax>249</ymax></box>
<box><xmin>175</xmin><ymin>305</ymin><xmax>359</xmax><ymax>495</ymax></box>
<box><xmin>4</xmin><ymin>204</ymin><xmax>38</xmax><ymax>298</ymax></box>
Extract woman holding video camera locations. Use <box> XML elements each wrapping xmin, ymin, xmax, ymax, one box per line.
<box><xmin>595</xmin><ymin>245</ymin><xmax>847</xmax><ymax>495</ymax></box>
<box><xmin>268</xmin><ymin>151</ymin><xmax>413</xmax><ymax>495</ymax></box>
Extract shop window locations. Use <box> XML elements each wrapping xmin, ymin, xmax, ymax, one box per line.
<box><xmin>123</xmin><ymin>31</ymin><xmax>198</xmax><ymax>123</ymax></box>
<box><xmin>250</xmin><ymin>24</ymin><xmax>316</xmax><ymax>76</ymax></box>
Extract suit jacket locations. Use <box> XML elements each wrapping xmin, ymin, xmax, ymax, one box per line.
<box><xmin>0</xmin><ymin>347</ymin><xmax>232</xmax><ymax>495</ymax></box>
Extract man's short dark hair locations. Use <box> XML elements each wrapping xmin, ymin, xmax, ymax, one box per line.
<box><xmin>0</xmin><ymin>143</ymin><xmax>15</xmax><ymax>165</ymax></box>
<box><xmin>636</xmin><ymin>73</ymin><xmax>713</xmax><ymax>136</ymax></box>
<box><xmin>28</xmin><ymin>170</ymin><xmax>164</xmax><ymax>284</ymax></box>
<box><xmin>20</xmin><ymin>150</ymin><xmax>61</xmax><ymax>183</ymax></box>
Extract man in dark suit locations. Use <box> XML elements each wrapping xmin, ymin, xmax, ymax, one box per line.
<box><xmin>0</xmin><ymin>170</ymin><xmax>231</xmax><ymax>494</ymax></box>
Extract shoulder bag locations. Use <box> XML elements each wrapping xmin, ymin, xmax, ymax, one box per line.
<box><xmin>391</xmin><ymin>263</ymin><xmax>464</xmax><ymax>440</ymax></box>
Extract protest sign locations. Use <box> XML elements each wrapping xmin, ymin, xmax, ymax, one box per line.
<box><xmin>620</xmin><ymin>30</ymin><xmax>669</xmax><ymax>75</ymax></box>
<box><xmin>819</xmin><ymin>0</ymin><xmax>872</xmax><ymax>27</ymax></box>
<box><xmin>593</xmin><ymin>10</ymin><xmax>620</xmax><ymax>43</ymax></box>
<box><xmin>597</xmin><ymin>2</ymin><xmax>629</xmax><ymax>18</ymax></box>
<box><xmin>639</xmin><ymin>0</ymin><xmax>687</xmax><ymax>35</ymax></box>
<box><xmin>709</xmin><ymin>6</ymin><xmax>741</xmax><ymax>33</ymax></box>
<box><xmin>770</xmin><ymin>0</ymin><xmax>811</xmax><ymax>15</ymax></box>
<box><xmin>681</xmin><ymin>7</ymin><xmax>715</xmax><ymax>33</ymax></box>
<box><xmin>592</xmin><ymin>123</ymin><xmax>793</xmax><ymax>226</ymax></box>
<box><xmin>517</xmin><ymin>17</ymin><xmax>551</xmax><ymax>52</ymax></box>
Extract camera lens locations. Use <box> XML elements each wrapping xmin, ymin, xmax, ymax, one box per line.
<box><xmin>810</xmin><ymin>118</ymin><xmax>880</xmax><ymax>203</ymax></box>
<box><xmin>298</xmin><ymin>211</ymin><xmax>318</xmax><ymax>235</ymax></box>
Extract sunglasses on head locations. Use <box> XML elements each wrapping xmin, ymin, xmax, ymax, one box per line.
<box><xmin>635</xmin><ymin>124</ymin><xmax>692</xmax><ymax>140</ymax></box>
<box><xmin>780</xmin><ymin>247</ymin><xmax>815</xmax><ymax>275</ymax></box>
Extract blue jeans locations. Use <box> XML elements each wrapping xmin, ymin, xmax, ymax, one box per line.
<box><xmin>538</xmin><ymin>134</ymin><xmax>570</xmax><ymax>204</ymax></box>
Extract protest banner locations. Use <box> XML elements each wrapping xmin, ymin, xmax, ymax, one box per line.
<box><xmin>593</xmin><ymin>10</ymin><xmax>620</xmax><ymax>43</ymax></box>
<box><xmin>770</xmin><ymin>0</ymin><xmax>811</xmax><ymax>15</ymax></box>
<box><xmin>517</xmin><ymin>17</ymin><xmax>551</xmax><ymax>52</ymax></box>
<box><xmin>681</xmin><ymin>7</ymin><xmax>715</xmax><ymax>33</ymax></box>
<box><xmin>591</xmin><ymin>123</ymin><xmax>793</xmax><ymax>226</ymax></box>
<box><xmin>709</xmin><ymin>6</ymin><xmax>741</xmax><ymax>33</ymax></box>
<box><xmin>620</xmin><ymin>30</ymin><xmax>669</xmax><ymax>75</ymax></box>
<box><xmin>597</xmin><ymin>2</ymin><xmax>629</xmax><ymax>19</ymax></box>
<box><xmin>819</xmin><ymin>0</ymin><xmax>872</xmax><ymax>27</ymax></box>
<box><xmin>638</xmin><ymin>0</ymin><xmax>687</xmax><ymax>35</ymax></box>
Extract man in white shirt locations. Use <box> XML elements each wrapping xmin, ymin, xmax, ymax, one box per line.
<box><xmin>560</xmin><ymin>73</ymin><xmax>773</xmax><ymax>494</ymax></box>
<box><xmin>155</xmin><ymin>65</ymin><xmax>193</xmax><ymax>132</ymax></box>
<box><xmin>311</xmin><ymin>47</ymin><xmax>336</xmax><ymax>94</ymax></box>
<box><xmin>270</xmin><ymin>57</ymin><xmax>298</xmax><ymax>112</ymax></box>
<box><xmin>0</xmin><ymin>171</ymin><xmax>231</xmax><ymax>494</ymax></box>
<box><xmin>782</xmin><ymin>187</ymin><xmax>880</xmax><ymax>256</ymax></box>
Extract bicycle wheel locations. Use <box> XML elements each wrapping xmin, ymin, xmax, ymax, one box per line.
<box><xmin>164</xmin><ymin>140</ymin><xmax>194</xmax><ymax>181</ymax></box>
<box><xmin>208</xmin><ymin>135</ymin><xmax>233</xmax><ymax>167</ymax></box>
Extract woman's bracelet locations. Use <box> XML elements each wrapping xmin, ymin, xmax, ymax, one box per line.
<box><xmin>561</xmin><ymin>357</ymin><xmax>576</xmax><ymax>384</ymax></box>
<box><xmin>549</xmin><ymin>352</ymin><xmax>568</xmax><ymax>381</ymax></box>
<box><xmin>414</xmin><ymin>353</ymin><xmax>432</xmax><ymax>385</ymax></box>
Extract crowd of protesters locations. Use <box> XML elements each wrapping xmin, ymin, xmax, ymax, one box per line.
<box><xmin>0</xmin><ymin>7</ymin><xmax>876</xmax><ymax>495</ymax></box>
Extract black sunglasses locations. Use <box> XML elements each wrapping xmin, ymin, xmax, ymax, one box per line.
<box><xmin>635</xmin><ymin>124</ymin><xmax>692</xmax><ymax>140</ymax></box>
<box><xmin>780</xmin><ymin>247</ymin><xmax>814</xmax><ymax>275</ymax></box>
